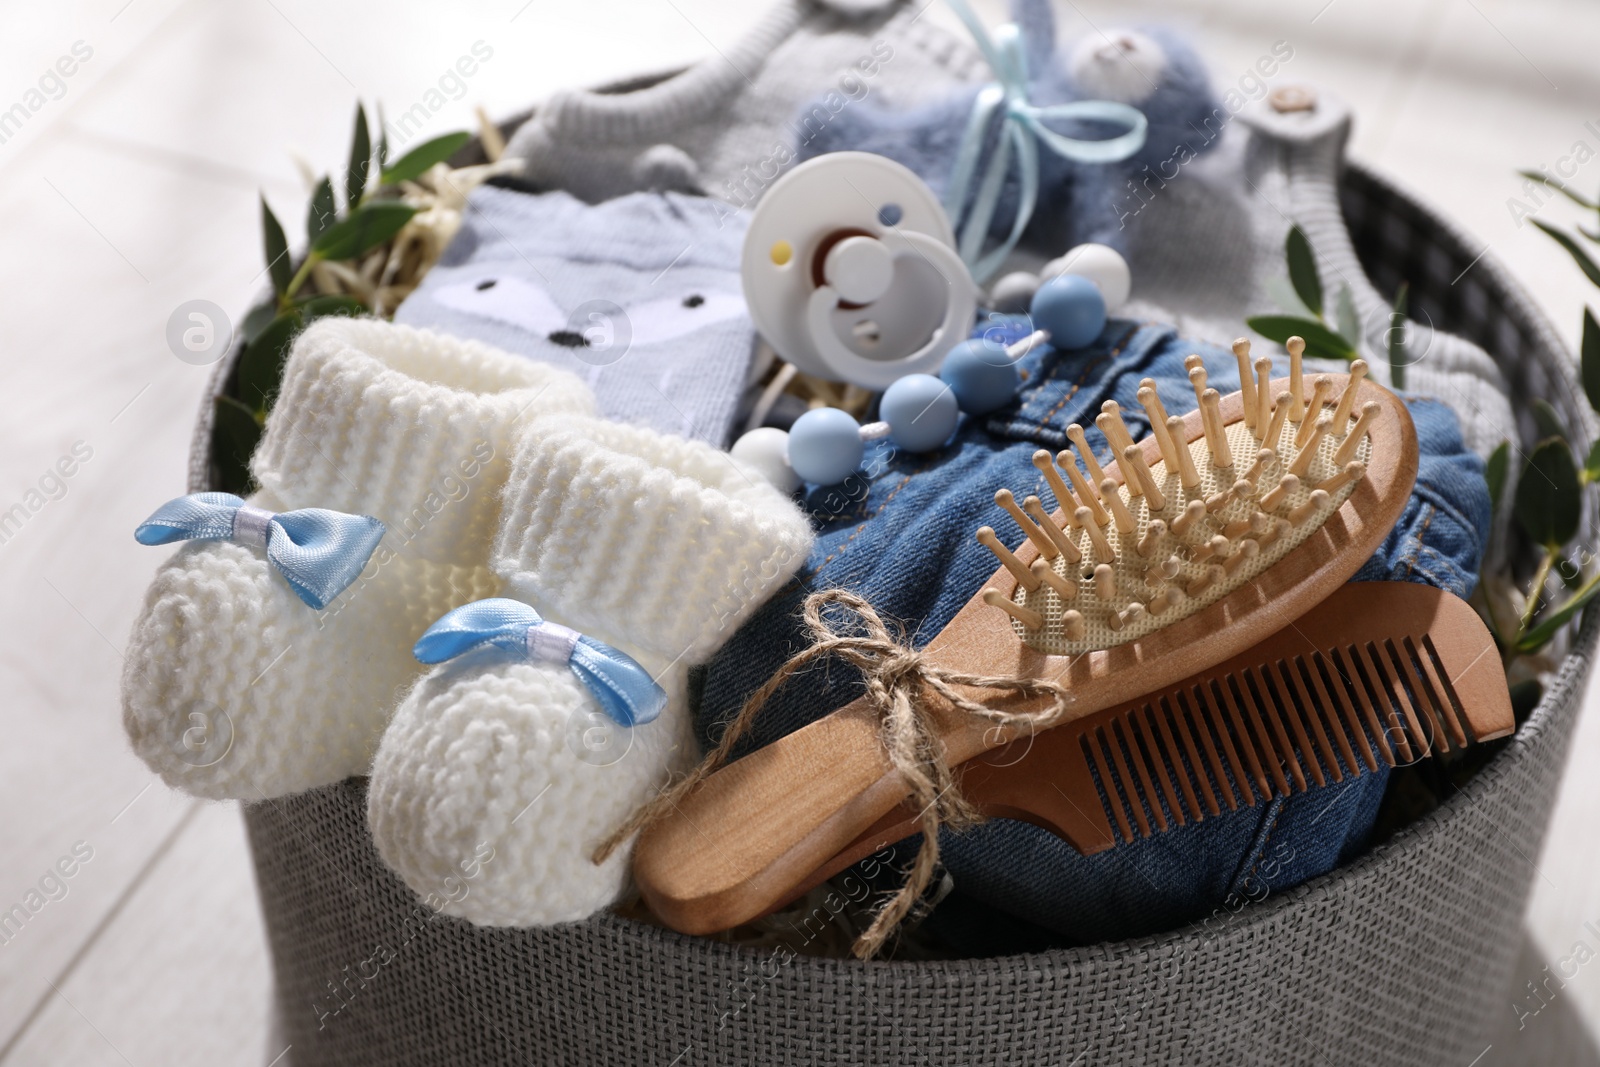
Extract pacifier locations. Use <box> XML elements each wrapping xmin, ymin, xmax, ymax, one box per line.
<box><xmin>740</xmin><ymin>152</ymin><xmax>978</xmax><ymax>391</ymax></box>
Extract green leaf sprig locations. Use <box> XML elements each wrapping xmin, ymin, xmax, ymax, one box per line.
<box><xmin>1246</xmin><ymin>225</ymin><xmax>1363</xmax><ymax>361</ymax></box>
<box><xmin>217</xmin><ymin>102</ymin><xmax>479</xmax><ymax>493</ymax></box>
<box><xmin>1482</xmin><ymin>160</ymin><xmax>1600</xmax><ymax>686</ymax></box>
<box><xmin>1247</xmin><ymin>225</ymin><xmax>1416</xmax><ymax>385</ymax></box>
<box><xmin>1488</xmin><ymin>293</ymin><xmax>1600</xmax><ymax>677</ymax></box>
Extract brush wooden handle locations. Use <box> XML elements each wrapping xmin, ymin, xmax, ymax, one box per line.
<box><xmin>633</xmin><ymin>375</ymin><xmax>1418</xmax><ymax>936</ymax></box>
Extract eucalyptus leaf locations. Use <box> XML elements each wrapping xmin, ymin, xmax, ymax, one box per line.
<box><xmin>380</xmin><ymin>131</ymin><xmax>471</xmax><ymax>186</ymax></box>
<box><xmin>212</xmin><ymin>394</ymin><xmax>262</xmax><ymax>496</ymax></box>
<box><xmin>1264</xmin><ymin>275</ymin><xmax>1314</xmax><ymax>319</ymax></box>
<box><xmin>1486</xmin><ymin>440</ymin><xmax>1510</xmax><ymax>513</ymax></box>
<box><xmin>1532</xmin><ymin>220</ymin><xmax>1600</xmax><ymax>288</ymax></box>
<box><xmin>1532</xmin><ymin>398</ymin><xmax>1569</xmax><ymax>442</ymax></box>
<box><xmin>1387</xmin><ymin>282</ymin><xmax>1410</xmax><ymax>391</ymax></box>
<box><xmin>237</xmin><ymin>312</ymin><xmax>299</xmax><ymax>416</ymax></box>
<box><xmin>1513</xmin><ymin>437</ymin><xmax>1581</xmax><ymax>548</ymax></box>
<box><xmin>346</xmin><ymin>103</ymin><xmax>371</xmax><ymax>210</ymax></box>
<box><xmin>376</xmin><ymin>104</ymin><xmax>389</xmax><ymax>168</ymax></box>
<box><xmin>1518</xmin><ymin>576</ymin><xmax>1600</xmax><ymax>652</ymax></box>
<box><xmin>307</xmin><ymin>176</ymin><xmax>336</xmax><ymax>242</ymax></box>
<box><xmin>1334</xmin><ymin>284</ymin><xmax>1361</xmax><ymax>353</ymax></box>
<box><xmin>1517</xmin><ymin>170</ymin><xmax>1598</xmax><ymax>210</ymax></box>
<box><xmin>311</xmin><ymin>201</ymin><xmax>417</xmax><ymax>262</ymax></box>
<box><xmin>261</xmin><ymin>195</ymin><xmax>291</xmax><ymax>297</ymax></box>
<box><xmin>1285</xmin><ymin>225</ymin><xmax>1322</xmax><ymax>318</ymax></box>
<box><xmin>241</xmin><ymin>301</ymin><xmax>278</xmax><ymax>345</ymax></box>
<box><xmin>1245</xmin><ymin>315</ymin><xmax>1357</xmax><ymax>362</ymax></box>
<box><xmin>1582</xmin><ymin>307</ymin><xmax>1600</xmax><ymax>414</ymax></box>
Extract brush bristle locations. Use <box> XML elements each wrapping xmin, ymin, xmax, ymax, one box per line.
<box><xmin>977</xmin><ymin>354</ymin><xmax>1375</xmax><ymax>653</ymax></box>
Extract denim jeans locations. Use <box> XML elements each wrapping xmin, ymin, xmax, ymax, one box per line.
<box><xmin>696</xmin><ymin>319</ymin><xmax>1491</xmax><ymax>950</ymax></box>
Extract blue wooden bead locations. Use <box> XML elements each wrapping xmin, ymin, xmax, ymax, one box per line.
<box><xmin>939</xmin><ymin>338</ymin><xmax>1019</xmax><ymax>415</ymax></box>
<box><xmin>881</xmin><ymin>373</ymin><xmax>959</xmax><ymax>452</ymax></box>
<box><xmin>1030</xmin><ymin>273</ymin><xmax>1106</xmax><ymax>350</ymax></box>
<box><xmin>787</xmin><ymin>407</ymin><xmax>864</xmax><ymax>485</ymax></box>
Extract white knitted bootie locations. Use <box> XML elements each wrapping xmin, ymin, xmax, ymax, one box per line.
<box><xmin>121</xmin><ymin>318</ymin><xmax>594</xmax><ymax>800</ymax></box>
<box><xmin>367</xmin><ymin>415</ymin><xmax>813</xmax><ymax>926</ymax></box>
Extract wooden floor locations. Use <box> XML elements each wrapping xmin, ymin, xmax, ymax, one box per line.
<box><xmin>0</xmin><ymin>0</ymin><xmax>1596</xmax><ymax>1062</ymax></box>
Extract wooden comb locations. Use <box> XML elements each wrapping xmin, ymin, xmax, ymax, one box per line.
<box><xmin>634</xmin><ymin>343</ymin><xmax>1421</xmax><ymax>936</ymax></box>
<box><xmin>781</xmin><ymin>581</ymin><xmax>1513</xmax><ymax>896</ymax></box>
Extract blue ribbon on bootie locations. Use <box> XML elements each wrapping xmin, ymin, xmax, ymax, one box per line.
<box><xmin>943</xmin><ymin>0</ymin><xmax>1148</xmax><ymax>281</ymax></box>
<box><xmin>413</xmin><ymin>598</ymin><xmax>666</xmax><ymax>727</ymax></box>
<box><xmin>134</xmin><ymin>492</ymin><xmax>386</xmax><ymax>610</ymax></box>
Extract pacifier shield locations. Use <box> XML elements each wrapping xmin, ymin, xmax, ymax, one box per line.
<box><xmin>740</xmin><ymin>152</ymin><xmax>976</xmax><ymax>389</ymax></box>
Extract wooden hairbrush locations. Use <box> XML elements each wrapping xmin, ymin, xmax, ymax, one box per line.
<box><xmin>634</xmin><ymin>342</ymin><xmax>1421</xmax><ymax>936</ymax></box>
<box><xmin>781</xmin><ymin>581</ymin><xmax>1513</xmax><ymax>896</ymax></box>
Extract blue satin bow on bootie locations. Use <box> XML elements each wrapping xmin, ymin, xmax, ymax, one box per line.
<box><xmin>413</xmin><ymin>598</ymin><xmax>666</xmax><ymax>728</ymax></box>
<box><xmin>134</xmin><ymin>492</ymin><xmax>386</xmax><ymax>610</ymax></box>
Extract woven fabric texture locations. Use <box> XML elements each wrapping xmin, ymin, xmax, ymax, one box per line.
<box><xmin>218</xmin><ymin>162</ymin><xmax>1594</xmax><ymax>1065</ymax></box>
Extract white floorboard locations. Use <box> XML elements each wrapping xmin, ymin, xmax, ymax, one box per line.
<box><xmin>0</xmin><ymin>803</ymin><xmax>273</xmax><ymax>1067</ymax></box>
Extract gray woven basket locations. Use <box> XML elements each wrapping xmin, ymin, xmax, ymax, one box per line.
<box><xmin>211</xmin><ymin>162</ymin><xmax>1595</xmax><ymax>1066</ymax></box>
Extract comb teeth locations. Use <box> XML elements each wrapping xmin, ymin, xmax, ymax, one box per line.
<box><xmin>1082</xmin><ymin>635</ymin><xmax>1477</xmax><ymax>844</ymax></box>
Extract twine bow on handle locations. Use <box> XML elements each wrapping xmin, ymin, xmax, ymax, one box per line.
<box><xmin>943</xmin><ymin>0</ymin><xmax>1147</xmax><ymax>282</ymax></box>
<box><xmin>598</xmin><ymin>588</ymin><xmax>1073</xmax><ymax>959</ymax></box>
